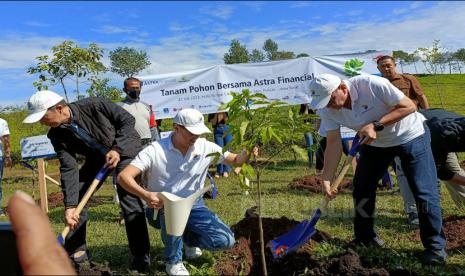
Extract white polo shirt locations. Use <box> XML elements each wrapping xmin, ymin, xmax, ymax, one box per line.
<box><xmin>0</xmin><ymin>118</ymin><xmax>10</xmax><ymax>157</ymax></box>
<box><xmin>130</xmin><ymin>133</ymin><xmax>230</xmax><ymax>198</ymax></box>
<box><xmin>318</xmin><ymin>75</ymin><xmax>425</xmax><ymax>147</ymax></box>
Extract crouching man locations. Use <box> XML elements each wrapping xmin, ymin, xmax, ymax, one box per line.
<box><xmin>118</xmin><ymin>108</ymin><xmax>257</xmax><ymax>275</ymax></box>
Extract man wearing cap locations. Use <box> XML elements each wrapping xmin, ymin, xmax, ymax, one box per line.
<box><xmin>309</xmin><ymin>74</ymin><xmax>446</xmax><ymax>265</ymax></box>
<box><xmin>118</xmin><ymin>108</ymin><xmax>257</xmax><ymax>276</ymax></box>
<box><xmin>23</xmin><ymin>90</ymin><xmax>151</xmax><ymax>272</ymax></box>
<box><xmin>0</xmin><ymin>117</ymin><xmax>11</xmax><ymax>216</ymax></box>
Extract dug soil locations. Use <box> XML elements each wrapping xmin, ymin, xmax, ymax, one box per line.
<box><xmin>214</xmin><ymin>215</ymin><xmax>388</xmax><ymax>275</ymax></box>
<box><xmin>289</xmin><ymin>174</ymin><xmax>352</xmax><ymax>193</ymax></box>
<box><xmin>40</xmin><ymin>192</ymin><xmax>107</xmax><ymax>208</ymax></box>
<box><xmin>76</xmin><ymin>261</ymin><xmax>112</xmax><ymax>275</ymax></box>
<box><xmin>413</xmin><ymin>215</ymin><xmax>465</xmax><ymax>250</ymax></box>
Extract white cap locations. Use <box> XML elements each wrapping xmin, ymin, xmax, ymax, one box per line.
<box><xmin>309</xmin><ymin>74</ymin><xmax>342</xmax><ymax>109</ymax></box>
<box><xmin>173</xmin><ymin>108</ymin><xmax>211</xmax><ymax>135</ymax></box>
<box><xmin>23</xmin><ymin>90</ymin><xmax>64</xmax><ymax>123</ymax></box>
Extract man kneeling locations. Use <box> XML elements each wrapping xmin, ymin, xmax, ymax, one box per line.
<box><xmin>118</xmin><ymin>108</ymin><xmax>256</xmax><ymax>275</ymax></box>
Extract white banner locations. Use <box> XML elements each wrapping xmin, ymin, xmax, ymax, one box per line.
<box><xmin>21</xmin><ymin>135</ymin><xmax>56</xmax><ymax>160</ymax></box>
<box><xmin>139</xmin><ymin>51</ymin><xmax>390</xmax><ymax>119</ymax></box>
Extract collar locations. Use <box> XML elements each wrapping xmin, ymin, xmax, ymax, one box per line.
<box><xmin>388</xmin><ymin>73</ymin><xmax>402</xmax><ymax>81</ymax></box>
<box><xmin>344</xmin><ymin>79</ymin><xmax>358</xmax><ymax>107</ymax></box>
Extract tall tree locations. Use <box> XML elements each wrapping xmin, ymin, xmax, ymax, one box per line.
<box><xmin>109</xmin><ymin>47</ymin><xmax>151</xmax><ymax>78</ymax></box>
<box><xmin>453</xmin><ymin>48</ymin><xmax>465</xmax><ymax>74</ymax></box>
<box><xmin>296</xmin><ymin>53</ymin><xmax>310</xmax><ymax>58</ymax></box>
<box><xmin>249</xmin><ymin>49</ymin><xmax>265</xmax><ymax>63</ymax></box>
<box><xmin>224</xmin><ymin>40</ymin><xmax>250</xmax><ymax>64</ymax></box>
<box><xmin>263</xmin><ymin>39</ymin><xmax>278</xmax><ymax>61</ymax></box>
<box><xmin>393</xmin><ymin>50</ymin><xmax>409</xmax><ymax>73</ymax></box>
<box><xmin>28</xmin><ymin>40</ymin><xmax>106</xmax><ymax>102</ymax></box>
<box><xmin>86</xmin><ymin>77</ymin><xmax>123</xmax><ymax>102</ymax></box>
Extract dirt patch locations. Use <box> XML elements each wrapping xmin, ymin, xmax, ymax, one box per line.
<box><xmin>215</xmin><ymin>214</ymin><xmax>394</xmax><ymax>275</ymax></box>
<box><xmin>308</xmin><ymin>249</ymin><xmax>388</xmax><ymax>275</ymax></box>
<box><xmin>412</xmin><ymin>215</ymin><xmax>465</xmax><ymax>250</ymax></box>
<box><xmin>215</xmin><ymin>215</ymin><xmax>329</xmax><ymax>275</ymax></box>
<box><xmin>289</xmin><ymin>175</ymin><xmax>352</xmax><ymax>193</ymax></box>
<box><xmin>39</xmin><ymin>192</ymin><xmax>107</xmax><ymax>208</ymax></box>
<box><xmin>76</xmin><ymin>261</ymin><xmax>112</xmax><ymax>275</ymax></box>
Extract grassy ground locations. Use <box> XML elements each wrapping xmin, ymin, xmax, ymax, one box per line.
<box><xmin>1</xmin><ymin>74</ymin><xmax>465</xmax><ymax>275</ymax></box>
<box><xmin>1</xmin><ymin>158</ymin><xmax>465</xmax><ymax>275</ymax></box>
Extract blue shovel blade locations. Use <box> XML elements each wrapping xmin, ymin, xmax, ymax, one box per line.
<box><xmin>270</xmin><ymin>208</ymin><xmax>322</xmax><ymax>258</ymax></box>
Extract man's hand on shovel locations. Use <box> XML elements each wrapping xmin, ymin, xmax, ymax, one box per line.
<box><xmin>105</xmin><ymin>150</ymin><xmax>120</xmax><ymax>169</ymax></box>
<box><xmin>64</xmin><ymin>207</ymin><xmax>80</xmax><ymax>230</ymax></box>
<box><xmin>322</xmin><ymin>180</ymin><xmax>338</xmax><ymax>200</ymax></box>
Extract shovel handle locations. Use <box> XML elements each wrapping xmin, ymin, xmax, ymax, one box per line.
<box><xmin>60</xmin><ymin>166</ymin><xmax>110</xmax><ymax>241</ymax></box>
<box><xmin>319</xmin><ymin>135</ymin><xmax>361</xmax><ymax>210</ymax></box>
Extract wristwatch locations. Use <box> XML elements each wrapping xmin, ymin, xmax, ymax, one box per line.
<box><xmin>372</xmin><ymin>120</ymin><xmax>384</xmax><ymax>132</ymax></box>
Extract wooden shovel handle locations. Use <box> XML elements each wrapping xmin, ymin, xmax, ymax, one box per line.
<box><xmin>61</xmin><ymin>167</ymin><xmax>110</xmax><ymax>239</ymax></box>
<box><xmin>319</xmin><ymin>154</ymin><xmax>355</xmax><ymax>209</ymax></box>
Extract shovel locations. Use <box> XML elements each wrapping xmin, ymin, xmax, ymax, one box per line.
<box><xmin>57</xmin><ymin>166</ymin><xmax>111</xmax><ymax>245</ymax></box>
<box><xmin>269</xmin><ymin>135</ymin><xmax>362</xmax><ymax>258</ymax></box>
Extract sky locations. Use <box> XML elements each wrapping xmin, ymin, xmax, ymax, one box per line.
<box><xmin>1</xmin><ymin>1</ymin><xmax>465</xmax><ymax>108</ymax></box>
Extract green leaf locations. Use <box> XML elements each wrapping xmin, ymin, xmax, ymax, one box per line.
<box><xmin>291</xmin><ymin>145</ymin><xmax>309</xmax><ymax>161</ymax></box>
<box><xmin>240</xmin><ymin>121</ymin><xmax>249</xmax><ymax>140</ymax></box>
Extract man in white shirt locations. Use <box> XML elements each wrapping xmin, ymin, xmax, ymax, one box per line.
<box><xmin>0</xmin><ymin>118</ymin><xmax>11</xmax><ymax>216</ymax></box>
<box><xmin>118</xmin><ymin>108</ymin><xmax>257</xmax><ymax>275</ymax></box>
<box><xmin>309</xmin><ymin>73</ymin><xmax>446</xmax><ymax>265</ymax></box>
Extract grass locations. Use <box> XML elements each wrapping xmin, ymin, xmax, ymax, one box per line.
<box><xmin>1</xmin><ymin>158</ymin><xmax>465</xmax><ymax>275</ymax></box>
<box><xmin>1</xmin><ymin>73</ymin><xmax>465</xmax><ymax>274</ymax></box>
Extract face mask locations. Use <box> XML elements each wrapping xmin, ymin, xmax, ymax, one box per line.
<box><xmin>127</xmin><ymin>88</ymin><xmax>140</xmax><ymax>99</ymax></box>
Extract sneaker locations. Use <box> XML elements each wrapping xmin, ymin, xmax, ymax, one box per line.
<box><xmin>421</xmin><ymin>249</ymin><xmax>447</xmax><ymax>265</ymax></box>
<box><xmin>349</xmin><ymin>236</ymin><xmax>385</xmax><ymax>248</ymax></box>
<box><xmin>70</xmin><ymin>250</ymin><xmax>89</xmax><ymax>269</ymax></box>
<box><xmin>223</xmin><ymin>172</ymin><xmax>229</xmax><ymax>178</ymax></box>
<box><xmin>185</xmin><ymin>246</ymin><xmax>202</xmax><ymax>259</ymax></box>
<box><xmin>408</xmin><ymin>212</ymin><xmax>420</xmax><ymax>228</ymax></box>
<box><xmin>0</xmin><ymin>208</ymin><xmax>5</xmax><ymax>217</ymax></box>
<box><xmin>214</xmin><ymin>173</ymin><xmax>220</xmax><ymax>178</ymax></box>
<box><xmin>166</xmin><ymin>262</ymin><xmax>189</xmax><ymax>276</ymax></box>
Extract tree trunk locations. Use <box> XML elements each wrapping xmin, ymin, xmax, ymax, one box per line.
<box><xmin>434</xmin><ymin>74</ymin><xmax>445</xmax><ymax>109</ymax></box>
<box><xmin>256</xmin><ymin>171</ymin><xmax>268</xmax><ymax>276</ymax></box>
<box><xmin>413</xmin><ymin>62</ymin><xmax>418</xmax><ymax>74</ymax></box>
<box><xmin>60</xmin><ymin>78</ymin><xmax>70</xmax><ymax>103</ymax></box>
<box><xmin>76</xmin><ymin>67</ymin><xmax>80</xmax><ymax>99</ymax></box>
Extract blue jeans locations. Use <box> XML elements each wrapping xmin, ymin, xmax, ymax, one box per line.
<box><xmin>146</xmin><ymin>199</ymin><xmax>235</xmax><ymax>264</ymax></box>
<box><xmin>353</xmin><ymin>131</ymin><xmax>445</xmax><ymax>251</ymax></box>
<box><xmin>304</xmin><ymin>133</ymin><xmax>314</xmax><ymax>167</ymax></box>
<box><xmin>0</xmin><ymin>157</ymin><xmax>3</xmax><ymax>209</ymax></box>
<box><xmin>214</xmin><ymin>124</ymin><xmax>232</xmax><ymax>174</ymax></box>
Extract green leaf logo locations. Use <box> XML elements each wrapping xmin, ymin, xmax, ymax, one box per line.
<box><xmin>344</xmin><ymin>58</ymin><xmax>364</xmax><ymax>77</ymax></box>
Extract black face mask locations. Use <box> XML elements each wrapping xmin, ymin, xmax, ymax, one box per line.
<box><xmin>126</xmin><ymin>88</ymin><xmax>140</xmax><ymax>99</ymax></box>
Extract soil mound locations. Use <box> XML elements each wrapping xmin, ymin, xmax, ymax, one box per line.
<box><xmin>412</xmin><ymin>215</ymin><xmax>465</xmax><ymax>250</ymax></box>
<box><xmin>289</xmin><ymin>175</ymin><xmax>352</xmax><ymax>193</ymax></box>
<box><xmin>39</xmin><ymin>192</ymin><xmax>106</xmax><ymax>208</ymax></box>
<box><xmin>215</xmin><ymin>215</ymin><xmax>330</xmax><ymax>275</ymax></box>
<box><xmin>308</xmin><ymin>249</ymin><xmax>389</xmax><ymax>275</ymax></box>
<box><xmin>76</xmin><ymin>261</ymin><xmax>112</xmax><ymax>275</ymax></box>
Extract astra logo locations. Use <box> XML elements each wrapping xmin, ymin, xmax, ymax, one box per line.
<box><xmin>163</xmin><ymin>108</ymin><xmax>169</xmax><ymax>114</ymax></box>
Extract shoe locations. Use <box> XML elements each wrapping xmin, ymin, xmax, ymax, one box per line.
<box><xmin>214</xmin><ymin>174</ymin><xmax>220</xmax><ymax>178</ymax></box>
<box><xmin>70</xmin><ymin>250</ymin><xmax>89</xmax><ymax>269</ymax></box>
<box><xmin>349</xmin><ymin>236</ymin><xmax>385</xmax><ymax>248</ymax></box>
<box><xmin>185</xmin><ymin>246</ymin><xmax>202</xmax><ymax>259</ymax></box>
<box><xmin>421</xmin><ymin>249</ymin><xmax>447</xmax><ymax>265</ymax></box>
<box><xmin>408</xmin><ymin>212</ymin><xmax>420</xmax><ymax>228</ymax></box>
<box><xmin>223</xmin><ymin>172</ymin><xmax>229</xmax><ymax>178</ymax></box>
<box><xmin>0</xmin><ymin>208</ymin><xmax>5</xmax><ymax>217</ymax></box>
<box><xmin>166</xmin><ymin>262</ymin><xmax>189</xmax><ymax>275</ymax></box>
<box><xmin>130</xmin><ymin>256</ymin><xmax>150</xmax><ymax>273</ymax></box>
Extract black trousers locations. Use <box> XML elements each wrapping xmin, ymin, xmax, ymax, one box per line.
<box><xmin>65</xmin><ymin>157</ymin><xmax>150</xmax><ymax>263</ymax></box>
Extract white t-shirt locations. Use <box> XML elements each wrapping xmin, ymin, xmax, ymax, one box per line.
<box><xmin>118</xmin><ymin>100</ymin><xmax>151</xmax><ymax>139</ymax></box>
<box><xmin>318</xmin><ymin>75</ymin><xmax>425</xmax><ymax>147</ymax></box>
<box><xmin>0</xmin><ymin>118</ymin><xmax>10</xmax><ymax>157</ymax></box>
<box><xmin>131</xmin><ymin>134</ymin><xmax>230</xmax><ymax>198</ymax></box>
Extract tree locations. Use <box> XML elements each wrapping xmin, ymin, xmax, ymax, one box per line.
<box><xmin>452</xmin><ymin>48</ymin><xmax>465</xmax><ymax>74</ymax></box>
<box><xmin>249</xmin><ymin>49</ymin><xmax>265</xmax><ymax>63</ymax></box>
<box><xmin>27</xmin><ymin>40</ymin><xmax>106</xmax><ymax>102</ymax></box>
<box><xmin>275</xmin><ymin>51</ymin><xmax>295</xmax><ymax>60</ymax></box>
<box><xmin>224</xmin><ymin>39</ymin><xmax>250</xmax><ymax>64</ymax></box>
<box><xmin>86</xmin><ymin>77</ymin><xmax>123</xmax><ymax>102</ymax></box>
<box><xmin>296</xmin><ymin>53</ymin><xmax>310</xmax><ymax>58</ymax></box>
<box><xmin>109</xmin><ymin>47</ymin><xmax>151</xmax><ymax>78</ymax></box>
<box><xmin>263</xmin><ymin>39</ymin><xmax>278</xmax><ymax>61</ymax></box>
<box><xmin>393</xmin><ymin>50</ymin><xmax>409</xmax><ymax>73</ymax></box>
<box><xmin>216</xmin><ymin>90</ymin><xmax>310</xmax><ymax>276</ymax></box>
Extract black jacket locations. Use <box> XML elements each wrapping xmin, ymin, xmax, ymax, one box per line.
<box><xmin>48</xmin><ymin>97</ymin><xmax>142</xmax><ymax>207</ymax></box>
<box><xmin>420</xmin><ymin>108</ymin><xmax>465</xmax><ymax>180</ymax></box>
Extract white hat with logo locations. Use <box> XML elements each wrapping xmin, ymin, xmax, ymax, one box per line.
<box><xmin>309</xmin><ymin>74</ymin><xmax>342</xmax><ymax>109</ymax></box>
<box><xmin>23</xmin><ymin>90</ymin><xmax>64</xmax><ymax>123</ymax></box>
<box><xmin>173</xmin><ymin>108</ymin><xmax>211</xmax><ymax>135</ymax></box>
